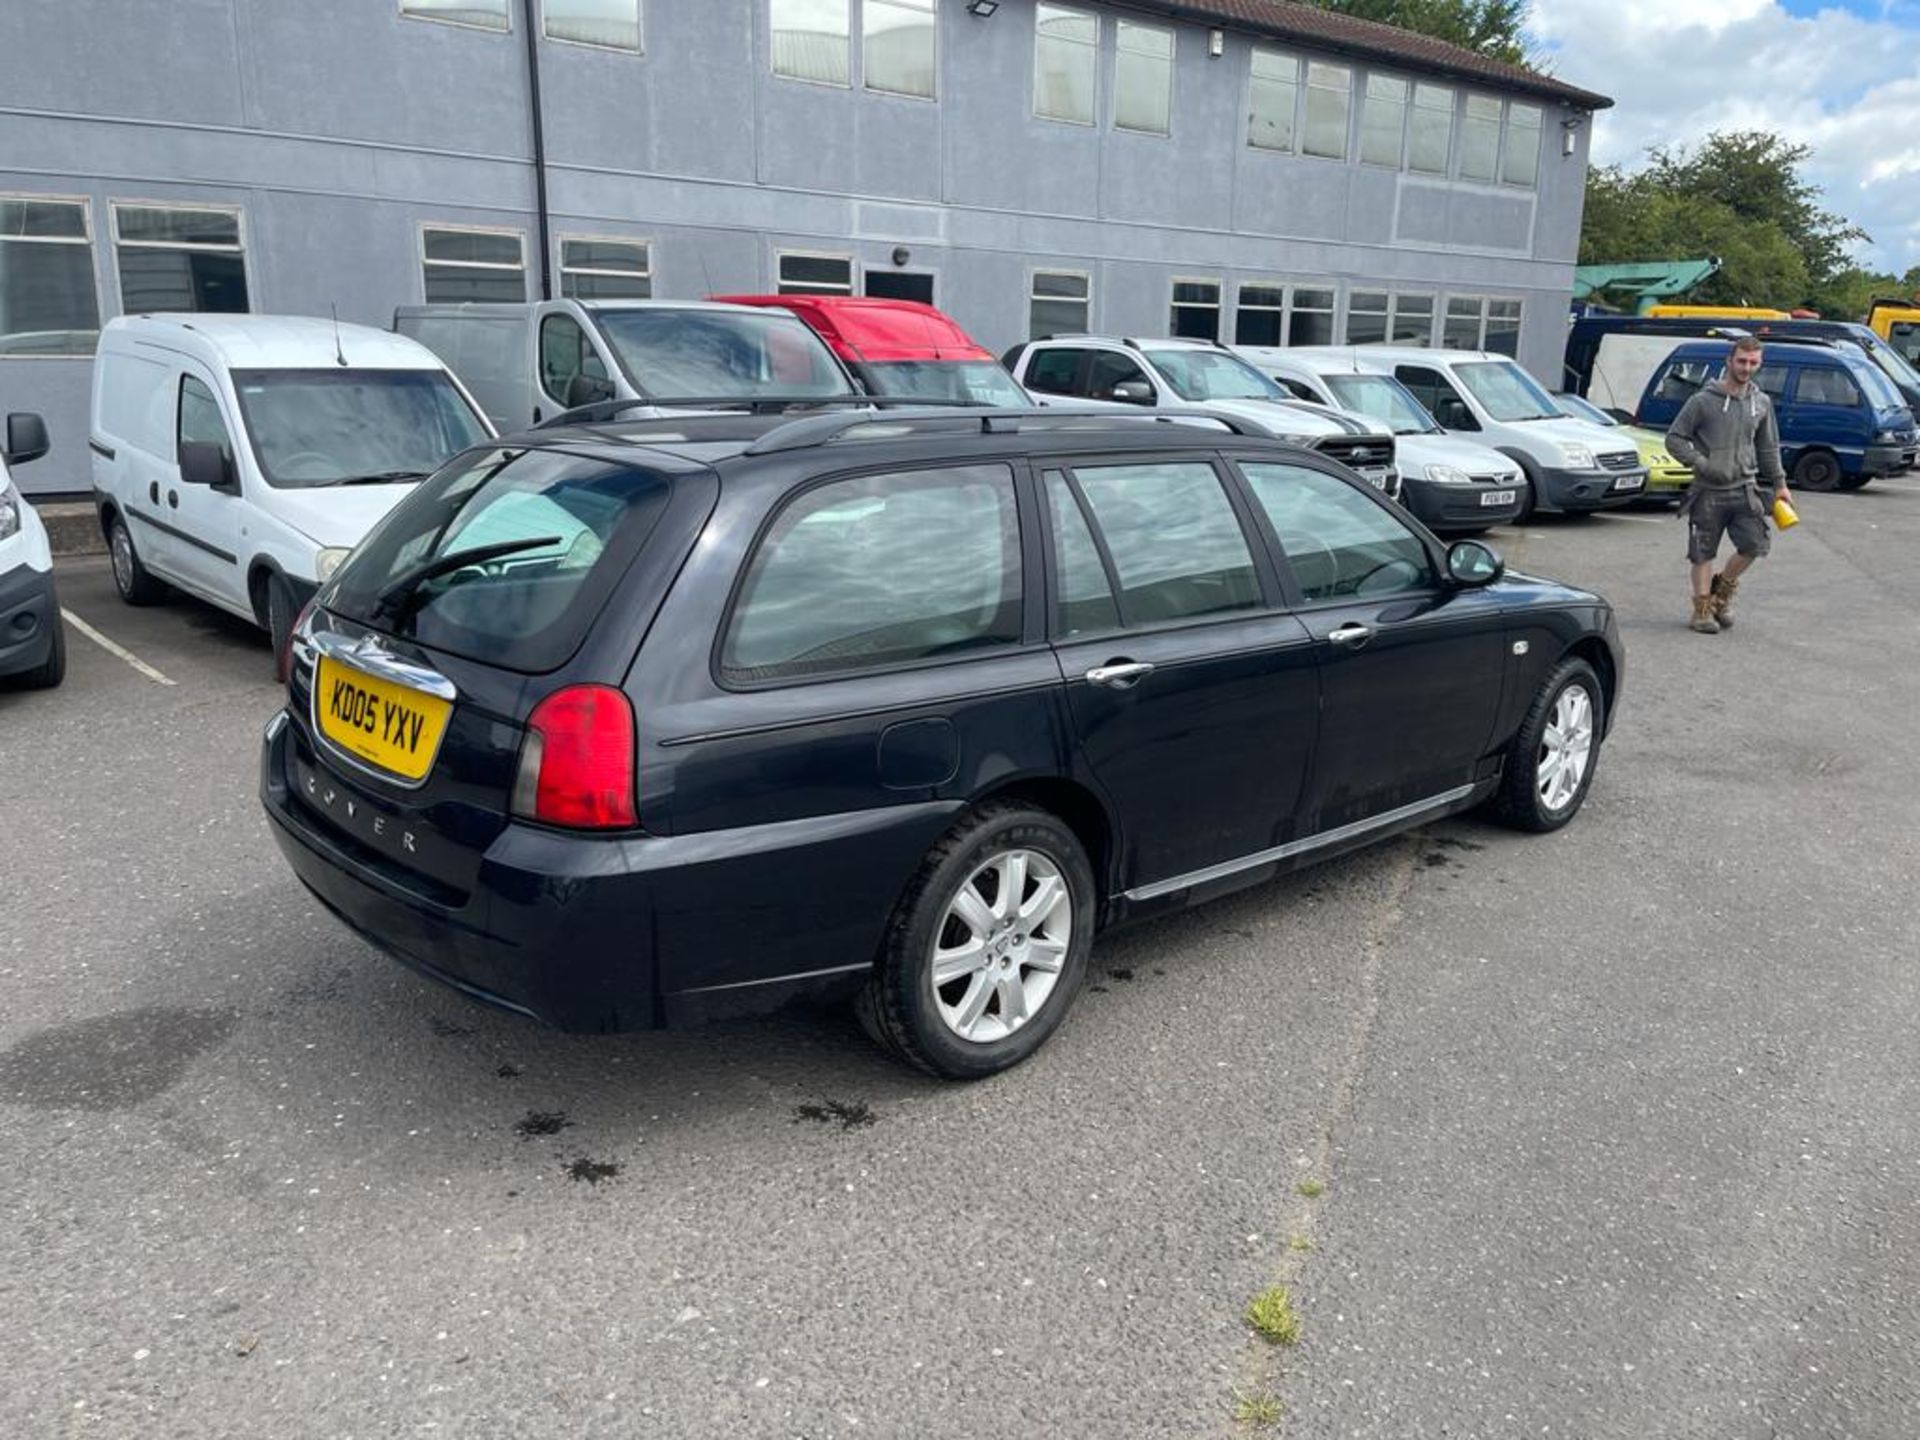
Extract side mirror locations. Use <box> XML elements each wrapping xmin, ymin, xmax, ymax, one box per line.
<box><xmin>565</xmin><ymin>372</ymin><xmax>616</xmax><ymax>409</ymax></box>
<box><xmin>1446</xmin><ymin>539</ymin><xmax>1505</xmax><ymax>587</ymax></box>
<box><xmin>1110</xmin><ymin>380</ymin><xmax>1156</xmax><ymax>406</ymax></box>
<box><xmin>179</xmin><ymin>440</ymin><xmax>238</xmax><ymax>492</ymax></box>
<box><xmin>4</xmin><ymin>412</ymin><xmax>49</xmax><ymax>466</ymax></box>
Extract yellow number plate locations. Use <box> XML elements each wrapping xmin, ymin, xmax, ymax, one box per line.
<box><xmin>314</xmin><ymin>656</ymin><xmax>453</xmax><ymax>783</ymax></box>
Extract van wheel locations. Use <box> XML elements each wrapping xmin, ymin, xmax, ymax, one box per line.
<box><xmin>858</xmin><ymin>803</ymin><xmax>1094</xmax><ymax>1080</ymax></box>
<box><xmin>1837</xmin><ymin>471</ymin><xmax>1873</xmax><ymax>492</ymax></box>
<box><xmin>1791</xmin><ymin>449</ymin><xmax>1842</xmax><ymax>492</ymax></box>
<box><xmin>1511</xmin><ymin>458</ymin><xmax>1540</xmax><ymax>522</ymax></box>
<box><xmin>108</xmin><ymin>515</ymin><xmax>167</xmax><ymax>605</ymax></box>
<box><xmin>13</xmin><ymin>600</ymin><xmax>65</xmax><ymax>690</ymax></box>
<box><xmin>1487</xmin><ymin>657</ymin><xmax>1604</xmax><ymax>834</ymax></box>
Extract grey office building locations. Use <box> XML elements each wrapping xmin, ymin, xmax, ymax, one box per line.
<box><xmin>0</xmin><ymin>0</ymin><xmax>1610</xmax><ymax>496</ymax></box>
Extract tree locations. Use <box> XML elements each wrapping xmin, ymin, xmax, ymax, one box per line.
<box><xmin>1301</xmin><ymin>0</ymin><xmax>1532</xmax><ymax>66</ymax></box>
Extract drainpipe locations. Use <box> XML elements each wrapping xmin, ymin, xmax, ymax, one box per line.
<box><xmin>521</xmin><ymin>0</ymin><xmax>553</xmax><ymax>300</ymax></box>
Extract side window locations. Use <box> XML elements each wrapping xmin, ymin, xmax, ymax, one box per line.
<box><xmin>1043</xmin><ymin>470</ymin><xmax>1121</xmax><ymax>637</ymax></box>
<box><xmin>1754</xmin><ymin>365</ymin><xmax>1789</xmax><ymax>400</ymax></box>
<box><xmin>1024</xmin><ymin>347</ymin><xmax>1085</xmax><ymax>396</ymax></box>
<box><xmin>1790</xmin><ymin>366</ymin><xmax>1850</xmax><ymax>405</ymax></box>
<box><xmin>1241</xmin><ymin>461</ymin><xmax>1431</xmax><ymax>603</ymax></box>
<box><xmin>1396</xmin><ymin>365</ymin><xmax>1477</xmax><ymax>430</ymax></box>
<box><xmin>177</xmin><ymin>374</ymin><xmax>234</xmax><ymax>462</ymax></box>
<box><xmin>1070</xmin><ymin>460</ymin><xmax>1262</xmax><ymax>624</ymax></box>
<box><xmin>539</xmin><ymin>314</ymin><xmax>609</xmax><ymax>406</ymax></box>
<box><xmin>1654</xmin><ymin>360</ymin><xmax>1713</xmax><ymax>402</ymax></box>
<box><xmin>1085</xmin><ymin>351</ymin><xmax>1152</xmax><ymax>401</ymax></box>
<box><xmin>1275</xmin><ymin>376</ymin><xmax>1322</xmax><ymax>402</ymax></box>
<box><xmin>723</xmin><ymin>464</ymin><xmax>1023</xmax><ymax>682</ymax></box>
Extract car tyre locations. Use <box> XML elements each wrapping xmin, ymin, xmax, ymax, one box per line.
<box><xmin>858</xmin><ymin>802</ymin><xmax>1095</xmax><ymax>1080</ymax></box>
<box><xmin>1487</xmin><ymin>657</ymin><xmax>1604</xmax><ymax>834</ymax></box>
<box><xmin>108</xmin><ymin>514</ymin><xmax>167</xmax><ymax>605</ymax></box>
<box><xmin>1791</xmin><ymin>449</ymin><xmax>1843</xmax><ymax>492</ymax></box>
<box><xmin>13</xmin><ymin>595</ymin><xmax>65</xmax><ymax>690</ymax></box>
<box><xmin>265</xmin><ymin>572</ymin><xmax>296</xmax><ymax>665</ymax></box>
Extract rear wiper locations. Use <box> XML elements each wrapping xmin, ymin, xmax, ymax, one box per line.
<box><xmin>326</xmin><ymin>469</ymin><xmax>431</xmax><ymax>486</ymax></box>
<box><xmin>373</xmin><ymin>535</ymin><xmax>563</xmax><ymax>614</ymax></box>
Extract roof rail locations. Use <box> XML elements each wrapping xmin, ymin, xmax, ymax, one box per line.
<box><xmin>534</xmin><ymin>394</ymin><xmax>971</xmax><ymax>430</ymax></box>
<box><xmin>742</xmin><ymin>405</ymin><xmax>1285</xmax><ymax>456</ymax></box>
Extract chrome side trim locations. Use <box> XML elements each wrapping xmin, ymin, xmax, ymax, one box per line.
<box><xmin>1121</xmin><ymin>784</ymin><xmax>1477</xmax><ymax>903</ymax></box>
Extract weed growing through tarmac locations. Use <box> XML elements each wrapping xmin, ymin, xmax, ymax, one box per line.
<box><xmin>1232</xmin><ymin>1389</ymin><xmax>1285</xmax><ymax>1428</ymax></box>
<box><xmin>792</xmin><ymin>1099</ymin><xmax>876</xmax><ymax>1131</ymax></box>
<box><xmin>515</xmin><ymin>1110</ymin><xmax>573</xmax><ymax>1139</ymax></box>
<box><xmin>1245</xmin><ymin>1286</ymin><xmax>1301</xmax><ymax>1345</ymax></box>
<box><xmin>566</xmin><ymin>1157</ymin><xmax>620</xmax><ymax>1185</ymax></box>
<box><xmin>1295</xmin><ymin>1178</ymin><xmax>1325</xmax><ymax>1198</ymax></box>
<box><xmin>1288</xmin><ymin>1235</ymin><xmax>1313</xmax><ymax>1252</ymax></box>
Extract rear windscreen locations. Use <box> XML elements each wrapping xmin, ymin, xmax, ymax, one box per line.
<box><xmin>324</xmin><ymin>446</ymin><xmax>671</xmax><ymax>673</ymax></box>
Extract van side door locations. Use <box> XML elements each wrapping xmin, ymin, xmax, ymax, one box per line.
<box><xmin>536</xmin><ymin>311</ymin><xmax>615</xmax><ymax>418</ymax></box>
<box><xmin>1394</xmin><ymin>364</ymin><xmax>1480</xmax><ymax>433</ymax></box>
<box><xmin>166</xmin><ymin>366</ymin><xmax>248</xmax><ymax>607</ymax></box>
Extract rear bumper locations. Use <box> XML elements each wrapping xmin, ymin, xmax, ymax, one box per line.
<box><xmin>1535</xmin><ymin>463</ymin><xmax>1645</xmax><ymax>513</ymax></box>
<box><xmin>0</xmin><ymin>562</ymin><xmax>58</xmax><ymax>678</ymax></box>
<box><xmin>260</xmin><ymin>712</ymin><xmax>960</xmax><ymax>1032</ymax></box>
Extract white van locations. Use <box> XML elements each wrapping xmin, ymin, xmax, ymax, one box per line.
<box><xmin>394</xmin><ymin>299</ymin><xmax>861</xmax><ymax>432</ymax></box>
<box><xmin>1300</xmin><ymin>346</ymin><xmax>1646</xmax><ymax>518</ymax></box>
<box><xmin>1236</xmin><ymin>347</ymin><xmax>1526</xmax><ymax>533</ymax></box>
<box><xmin>1</xmin><ymin>412</ymin><xmax>62</xmax><ymax>690</ymax></box>
<box><xmin>90</xmin><ymin>314</ymin><xmax>494</xmax><ymax>652</ymax></box>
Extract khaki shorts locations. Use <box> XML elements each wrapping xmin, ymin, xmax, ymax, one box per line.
<box><xmin>1683</xmin><ymin>486</ymin><xmax>1770</xmax><ymax>564</ymax></box>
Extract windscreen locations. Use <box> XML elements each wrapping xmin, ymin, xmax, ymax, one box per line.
<box><xmin>1850</xmin><ymin>354</ymin><xmax>1906</xmax><ymax>410</ymax></box>
<box><xmin>862</xmin><ymin>360</ymin><xmax>1028</xmax><ymax>405</ymax></box>
<box><xmin>1324</xmin><ymin>374</ymin><xmax>1438</xmax><ymax>434</ymax></box>
<box><xmin>1453</xmin><ymin>360</ymin><xmax>1562</xmax><ymax>422</ymax></box>
<box><xmin>1141</xmin><ymin>348</ymin><xmax>1290</xmax><ymax>402</ymax></box>
<box><xmin>231</xmin><ymin>370</ymin><xmax>491</xmax><ymax>487</ymax></box>
<box><xmin>324</xmin><ymin>446</ymin><xmax>672</xmax><ymax>672</ymax></box>
<box><xmin>1551</xmin><ymin>392</ymin><xmax>1619</xmax><ymax>427</ymax></box>
<box><xmin>591</xmin><ymin>309</ymin><xmax>855</xmax><ymax>401</ymax></box>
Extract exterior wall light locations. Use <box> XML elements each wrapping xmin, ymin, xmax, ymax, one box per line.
<box><xmin>966</xmin><ymin>1</ymin><xmax>999</xmax><ymax>15</ymax></box>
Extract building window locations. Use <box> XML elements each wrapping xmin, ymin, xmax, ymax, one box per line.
<box><xmin>1345</xmin><ymin>291</ymin><xmax>1389</xmax><ymax>346</ymax></box>
<box><xmin>1443</xmin><ymin>296</ymin><xmax>1522</xmax><ymax>352</ymax></box>
<box><xmin>421</xmin><ymin>226</ymin><xmax>525</xmax><ymax>302</ymax></box>
<box><xmin>1030</xmin><ymin>270</ymin><xmax>1090</xmax><ymax>337</ymax></box>
<box><xmin>1503</xmin><ymin>102</ymin><xmax>1541</xmax><ymax>187</ymax></box>
<box><xmin>0</xmin><ymin>196</ymin><xmax>100</xmax><ymax>356</ymax></box>
<box><xmin>1302</xmin><ymin>62</ymin><xmax>1351</xmax><ymax>160</ymax></box>
<box><xmin>1391</xmin><ymin>292</ymin><xmax>1435</xmax><ymax>345</ymax></box>
<box><xmin>1460</xmin><ymin>94</ymin><xmax>1501</xmax><ymax>181</ymax></box>
<box><xmin>112</xmin><ymin>203</ymin><xmax>249</xmax><ymax>314</ymax></box>
<box><xmin>778</xmin><ymin>252</ymin><xmax>854</xmax><ymax>295</ymax></box>
<box><xmin>400</xmin><ymin>0</ymin><xmax>509</xmax><ymax>31</ymax></box>
<box><xmin>1346</xmin><ymin>290</ymin><xmax>1437</xmax><ymax>346</ymax></box>
<box><xmin>1234</xmin><ymin>282</ymin><xmax>1334</xmax><ymax>346</ymax></box>
<box><xmin>771</xmin><ymin>0</ymin><xmax>850</xmax><ymax>86</ymax></box>
<box><xmin>1034</xmin><ymin>4</ymin><xmax>1097</xmax><ymax>125</ymax></box>
<box><xmin>1359</xmin><ymin>74</ymin><xmax>1406</xmax><ymax>167</ymax></box>
<box><xmin>1408</xmin><ymin>83</ymin><xmax>1453</xmax><ymax>175</ymax></box>
<box><xmin>1114</xmin><ymin>20</ymin><xmax>1173</xmax><ymax>135</ymax></box>
<box><xmin>544</xmin><ymin>0</ymin><xmax>640</xmax><ymax>51</ymax></box>
<box><xmin>559</xmin><ymin>236</ymin><xmax>651</xmax><ymax>298</ymax></box>
<box><xmin>866</xmin><ymin>0</ymin><xmax>935</xmax><ymax>98</ymax></box>
<box><xmin>1169</xmin><ymin>279</ymin><xmax>1220</xmax><ymax>340</ymax></box>
<box><xmin>1247</xmin><ymin>48</ymin><xmax>1298</xmax><ymax>152</ymax></box>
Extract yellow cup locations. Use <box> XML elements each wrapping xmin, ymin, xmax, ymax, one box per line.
<box><xmin>1772</xmin><ymin>496</ymin><xmax>1800</xmax><ymax>530</ymax></box>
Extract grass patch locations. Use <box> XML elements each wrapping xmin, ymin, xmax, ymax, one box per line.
<box><xmin>1295</xmin><ymin>1178</ymin><xmax>1325</xmax><ymax>1198</ymax></box>
<box><xmin>1245</xmin><ymin>1285</ymin><xmax>1301</xmax><ymax>1345</ymax></box>
<box><xmin>1232</xmin><ymin>1388</ymin><xmax>1285</xmax><ymax>1427</ymax></box>
<box><xmin>1288</xmin><ymin>1235</ymin><xmax>1313</xmax><ymax>1252</ymax></box>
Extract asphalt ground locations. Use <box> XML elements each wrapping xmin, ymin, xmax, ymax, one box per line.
<box><xmin>2</xmin><ymin>481</ymin><xmax>1916</xmax><ymax>1439</ymax></box>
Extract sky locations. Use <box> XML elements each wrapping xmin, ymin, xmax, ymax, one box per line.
<box><xmin>1527</xmin><ymin>0</ymin><xmax>1920</xmax><ymax>275</ymax></box>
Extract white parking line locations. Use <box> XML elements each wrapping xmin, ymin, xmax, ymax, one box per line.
<box><xmin>61</xmin><ymin>610</ymin><xmax>177</xmax><ymax>686</ymax></box>
<box><xmin>1604</xmin><ymin>513</ymin><xmax>1671</xmax><ymax>524</ymax></box>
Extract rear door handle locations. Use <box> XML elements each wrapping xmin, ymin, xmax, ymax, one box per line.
<box><xmin>1085</xmin><ymin>661</ymin><xmax>1155</xmax><ymax>688</ymax></box>
<box><xmin>1327</xmin><ymin>622</ymin><xmax>1373</xmax><ymax>649</ymax></box>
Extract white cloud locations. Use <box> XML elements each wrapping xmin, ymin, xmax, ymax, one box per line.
<box><xmin>1529</xmin><ymin>0</ymin><xmax>1920</xmax><ymax>273</ymax></box>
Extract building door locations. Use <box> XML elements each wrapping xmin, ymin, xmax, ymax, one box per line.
<box><xmin>864</xmin><ymin>270</ymin><xmax>935</xmax><ymax>304</ymax></box>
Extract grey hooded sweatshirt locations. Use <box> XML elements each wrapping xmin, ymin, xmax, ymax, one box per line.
<box><xmin>1665</xmin><ymin>377</ymin><xmax>1786</xmax><ymax>491</ymax></box>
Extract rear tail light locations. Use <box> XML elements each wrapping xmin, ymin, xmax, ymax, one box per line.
<box><xmin>512</xmin><ymin>684</ymin><xmax>637</xmax><ymax>830</ymax></box>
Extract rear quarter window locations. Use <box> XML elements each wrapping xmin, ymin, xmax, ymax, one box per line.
<box><xmin>324</xmin><ymin>445</ymin><xmax>672</xmax><ymax>673</ymax></box>
<box><xmin>97</xmin><ymin>351</ymin><xmax>174</xmax><ymax>458</ymax></box>
<box><xmin>721</xmin><ymin>464</ymin><xmax>1022</xmax><ymax>684</ymax></box>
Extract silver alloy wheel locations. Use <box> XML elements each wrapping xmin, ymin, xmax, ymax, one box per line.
<box><xmin>111</xmin><ymin>523</ymin><xmax>135</xmax><ymax>595</ymax></box>
<box><xmin>931</xmin><ymin>848</ymin><xmax>1073</xmax><ymax>1045</ymax></box>
<box><xmin>1536</xmin><ymin>682</ymin><xmax>1594</xmax><ymax>813</ymax></box>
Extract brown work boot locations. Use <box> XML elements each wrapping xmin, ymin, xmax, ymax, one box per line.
<box><xmin>1709</xmin><ymin>572</ymin><xmax>1739</xmax><ymax>629</ymax></box>
<box><xmin>1689</xmin><ymin>595</ymin><xmax>1721</xmax><ymax>634</ymax></box>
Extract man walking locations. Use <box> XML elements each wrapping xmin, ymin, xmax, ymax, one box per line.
<box><xmin>1664</xmin><ymin>335</ymin><xmax>1791</xmax><ymax>634</ymax></box>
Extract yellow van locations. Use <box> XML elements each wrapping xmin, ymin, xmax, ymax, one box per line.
<box><xmin>1865</xmin><ymin>298</ymin><xmax>1920</xmax><ymax>364</ymax></box>
<box><xmin>1642</xmin><ymin>305</ymin><xmax>1793</xmax><ymax>320</ymax></box>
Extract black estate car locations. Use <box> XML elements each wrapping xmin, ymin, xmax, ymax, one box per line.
<box><xmin>262</xmin><ymin>406</ymin><xmax>1623</xmax><ymax>1078</ymax></box>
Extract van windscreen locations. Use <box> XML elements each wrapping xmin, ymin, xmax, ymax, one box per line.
<box><xmin>231</xmin><ymin>369</ymin><xmax>491</xmax><ymax>488</ymax></box>
<box><xmin>591</xmin><ymin>310</ymin><xmax>855</xmax><ymax>401</ymax></box>
<box><xmin>1452</xmin><ymin>361</ymin><xmax>1561</xmax><ymax>422</ymax></box>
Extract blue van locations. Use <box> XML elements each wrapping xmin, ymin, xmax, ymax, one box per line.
<box><xmin>1636</xmin><ymin>341</ymin><xmax>1919</xmax><ymax>492</ymax></box>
